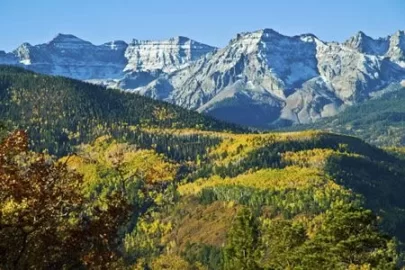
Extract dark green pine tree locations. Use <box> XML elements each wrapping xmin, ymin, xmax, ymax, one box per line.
<box><xmin>0</xmin><ymin>121</ymin><xmax>7</xmax><ymax>141</ymax></box>
<box><xmin>223</xmin><ymin>208</ymin><xmax>261</xmax><ymax>270</ymax></box>
<box><xmin>300</xmin><ymin>205</ymin><xmax>399</xmax><ymax>269</ymax></box>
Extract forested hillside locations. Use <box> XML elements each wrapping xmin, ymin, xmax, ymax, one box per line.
<box><xmin>0</xmin><ymin>65</ymin><xmax>243</xmax><ymax>156</ymax></box>
<box><xmin>1</xmin><ymin>67</ymin><xmax>405</xmax><ymax>269</ymax></box>
<box><xmin>287</xmin><ymin>85</ymin><xmax>405</xmax><ymax>147</ymax></box>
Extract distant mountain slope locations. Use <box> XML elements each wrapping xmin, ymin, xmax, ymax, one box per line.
<box><xmin>286</xmin><ymin>84</ymin><xmax>405</xmax><ymax>146</ymax></box>
<box><xmin>0</xmin><ymin>66</ymin><xmax>242</xmax><ymax>156</ymax></box>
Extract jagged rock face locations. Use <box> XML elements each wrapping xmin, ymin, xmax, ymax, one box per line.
<box><xmin>124</xmin><ymin>36</ymin><xmax>216</xmax><ymax>72</ymax></box>
<box><xmin>0</xmin><ymin>34</ymin><xmax>215</xmax><ymax>80</ymax></box>
<box><xmin>315</xmin><ymin>40</ymin><xmax>385</xmax><ymax>102</ymax></box>
<box><xmin>140</xmin><ymin>29</ymin><xmax>405</xmax><ymax>126</ymax></box>
<box><xmin>344</xmin><ymin>31</ymin><xmax>405</xmax><ymax>62</ymax></box>
<box><xmin>5</xmin><ymin>34</ymin><xmax>129</xmax><ymax>80</ymax></box>
<box><xmin>344</xmin><ymin>31</ymin><xmax>389</xmax><ymax>55</ymax></box>
<box><xmin>387</xmin><ymin>31</ymin><xmax>405</xmax><ymax>62</ymax></box>
<box><xmin>148</xmin><ymin>30</ymin><xmax>319</xmax><ymax>112</ymax></box>
<box><xmin>1</xmin><ymin>29</ymin><xmax>405</xmax><ymax>128</ymax></box>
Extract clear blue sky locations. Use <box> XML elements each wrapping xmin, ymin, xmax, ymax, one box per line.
<box><xmin>1</xmin><ymin>0</ymin><xmax>404</xmax><ymax>51</ymax></box>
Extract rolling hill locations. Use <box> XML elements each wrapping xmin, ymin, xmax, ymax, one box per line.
<box><xmin>0</xmin><ymin>65</ymin><xmax>243</xmax><ymax>156</ymax></box>
<box><xmin>61</xmin><ymin>129</ymin><xmax>405</xmax><ymax>269</ymax></box>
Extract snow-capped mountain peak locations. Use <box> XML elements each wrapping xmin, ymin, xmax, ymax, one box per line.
<box><xmin>344</xmin><ymin>29</ymin><xmax>405</xmax><ymax>62</ymax></box>
<box><xmin>230</xmin><ymin>28</ymin><xmax>283</xmax><ymax>45</ymax></box>
<box><xmin>0</xmin><ymin>34</ymin><xmax>215</xmax><ymax>79</ymax></box>
<box><xmin>124</xmin><ymin>36</ymin><xmax>216</xmax><ymax>72</ymax></box>
<box><xmin>344</xmin><ymin>31</ymin><xmax>389</xmax><ymax>55</ymax></box>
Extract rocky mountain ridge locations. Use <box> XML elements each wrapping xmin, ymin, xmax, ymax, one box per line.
<box><xmin>0</xmin><ymin>33</ymin><xmax>216</xmax><ymax>80</ymax></box>
<box><xmin>1</xmin><ymin>29</ymin><xmax>404</xmax><ymax>128</ymax></box>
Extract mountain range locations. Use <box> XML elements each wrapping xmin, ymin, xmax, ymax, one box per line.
<box><xmin>1</xmin><ymin>29</ymin><xmax>405</xmax><ymax>128</ymax></box>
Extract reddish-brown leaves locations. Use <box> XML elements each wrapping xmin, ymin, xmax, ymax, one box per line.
<box><xmin>0</xmin><ymin>131</ymin><xmax>130</xmax><ymax>269</ymax></box>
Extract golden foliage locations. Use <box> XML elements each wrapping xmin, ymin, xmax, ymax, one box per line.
<box><xmin>61</xmin><ymin>136</ymin><xmax>178</xmax><ymax>195</ymax></box>
<box><xmin>179</xmin><ymin>166</ymin><xmax>331</xmax><ymax>196</ymax></box>
<box><xmin>151</xmin><ymin>254</ymin><xmax>192</xmax><ymax>270</ymax></box>
<box><xmin>209</xmin><ymin>130</ymin><xmax>321</xmax><ymax>166</ymax></box>
<box><xmin>281</xmin><ymin>149</ymin><xmax>336</xmax><ymax>168</ymax></box>
<box><xmin>153</xmin><ymin>107</ymin><xmax>176</xmax><ymax>122</ymax></box>
<box><xmin>139</xmin><ymin>127</ymin><xmax>322</xmax><ymax>166</ymax></box>
<box><xmin>124</xmin><ymin>218</ymin><xmax>173</xmax><ymax>257</ymax></box>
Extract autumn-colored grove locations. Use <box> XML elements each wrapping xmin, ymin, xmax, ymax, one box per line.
<box><xmin>1</xmin><ymin>66</ymin><xmax>405</xmax><ymax>269</ymax></box>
